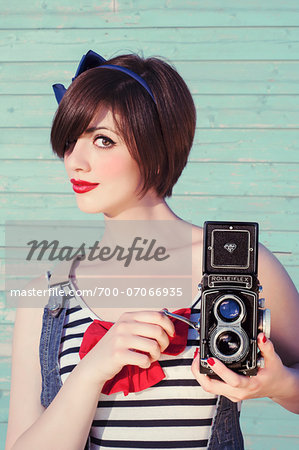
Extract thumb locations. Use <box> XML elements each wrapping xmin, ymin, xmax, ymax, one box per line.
<box><xmin>257</xmin><ymin>332</ymin><xmax>277</xmax><ymax>364</ymax></box>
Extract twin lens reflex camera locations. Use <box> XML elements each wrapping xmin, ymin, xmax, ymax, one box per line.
<box><xmin>199</xmin><ymin>221</ymin><xmax>270</xmax><ymax>376</ymax></box>
<box><xmin>163</xmin><ymin>221</ymin><xmax>271</xmax><ymax>376</ymax></box>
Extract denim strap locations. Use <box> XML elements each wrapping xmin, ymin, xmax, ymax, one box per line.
<box><xmin>39</xmin><ymin>303</ymin><xmax>69</xmax><ymax>408</ymax></box>
<box><xmin>208</xmin><ymin>395</ymin><xmax>244</xmax><ymax>450</ymax></box>
<box><xmin>39</xmin><ymin>277</ymin><xmax>91</xmax><ymax>450</ymax></box>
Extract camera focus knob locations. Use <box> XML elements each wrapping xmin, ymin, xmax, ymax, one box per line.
<box><xmin>258</xmin><ymin>298</ymin><xmax>265</xmax><ymax>308</ymax></box>
<box><xmin>257</xmin><ymin>357</ymin><xmax>265</xmax><ymax>368</ymax></box>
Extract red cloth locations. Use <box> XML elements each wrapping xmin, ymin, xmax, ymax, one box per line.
<box><xmin>79</xmin><ymin>308</ymin><xmax>191</xmax><ymax>396</ymax></box>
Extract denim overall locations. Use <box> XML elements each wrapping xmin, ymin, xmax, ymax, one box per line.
<box><xmin>39</xmin><ymin>261</ymin><xmax>244</xmax><ymax>450</ymax></box>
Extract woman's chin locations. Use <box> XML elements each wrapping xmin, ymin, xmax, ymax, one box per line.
<box><xmin>75</xmin><ymin>199</ymin><xmax>105</xmax><ymax>215</ymax></box>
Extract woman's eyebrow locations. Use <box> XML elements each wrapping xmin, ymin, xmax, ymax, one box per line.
<box><xmin>84</xmin><ymin>126</ymin><xmax>118</xmax><ymax>135</ymax></box>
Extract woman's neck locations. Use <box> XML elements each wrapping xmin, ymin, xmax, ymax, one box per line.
<box><xmin>103</xmin><ymin>192</ymin><xmax>181</xmax><ymax>222</ymax></box>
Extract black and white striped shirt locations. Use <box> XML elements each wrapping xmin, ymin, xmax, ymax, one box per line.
<box><xmin>58</xmin><ymin>288</ymin><xmax>218</xmax><ymax>449</ymax></box>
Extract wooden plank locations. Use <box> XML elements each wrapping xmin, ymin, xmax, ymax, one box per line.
<box><xmin>0</xmin><ymin>59</ymin><xmax>295</xmax><ymax>95</ymax></box>
<box><xmin>0</xmin><ymin>235</ymin><xmax>298</xmax><ymax>287</ymax></box>
<box><xmin>2</xmin><ymin>60</ymin><xmax>299</xmax><ymax>95</ymax></box>
<box><xmin>1</xmin><ymin>28</ymin><xmax>299</xmax><ymax>62</ymax></box>
<box><xmin>0</xmin><ymin>358</ymin><xmax>11</xmax><ymax>390</ymax></box>
<box><xmin>2</xmin><ymin>94</ymin><xmax>299</xmax><ymax>128</ymax></box>
<box><xmin>0</xmin><ymin>390</ymin><xmax>9</xmax><ymax>422</ymax></box>
<box><xmin>1</xmin><ymin>236</ymin><xmax>298</xmax><ymax>260</ymax></box>
<box><xmin>2</xmin><ymin>268</ymin><xmax>299</xmax><ymax>303</ymax></box>
<box><xmin>190</xmin><ymin>129</ymin><xmax>299</xmax><ymax>163</ymax></box>
<box><xmin>243</xmin><ymin>435</ymin><xmax>299</xmax><ymax>450</ymax></box>
<box><xmin>0</xmin><ymin>159</ymin><xmax>297</xmax><ymax>196</ymax></box>
<box><xmin>1</xmin><ymin>226</ymin><xmax>298</xmax><ymax>252</ymax></box>
<box><xmin>0</xmin><ymin>193</ymin><xmax>298</xmax><ymax>229</ymax></box>
<box><xmin>241</xmin><ymin>398</ymin><xmax>299</xmax><ymax>422</ymax></box>
<box><xmin>0</xmin><ymin>423</ymin><xmax>8</xmax><ymax>450</ymax></box>
<box><xmin>1</xmin><ymin>0</ymin><xmax>299</xmax><ymax>28</ymax></box>
<box><xmin>1</xmin><ymin>254</ymin><xmax>297</xmax><ymax>283</ymax></box>
<box><xmin>166</xmin><ymin>196</ymin><xmax>299</xmax><ymax>235</ymax></box>
<box><xmin>243</xmin><ymin>416</ymin><xmax>299</xmax><ymax>438</ymax></box>
<box><xmin>241</xmin><ymin>399</ymin><xmax>299</xmax><ymax>448</ymax></box>
<box><xmin>0</xmin><ymin>306</ymin><xmax>15</xmax><ymax>325</ymax></box>
<box><xmin>0</xmin><ymin>326</ymin><xmax>13</xmax><ymax>357</ymax></box>
<box><xmin>178</xmin><ymin>162</ymin><xmax>299</xmax><ymax>196</ymax></box>
<box><xmin>1</xmin><ymin>129</ymin><xmax>299</xmax><ymax>163</ymax></box>
<box><xmin>1</xmin><ymin>230</ymin><xmax>298</xmax><ymax>291</ymax></box>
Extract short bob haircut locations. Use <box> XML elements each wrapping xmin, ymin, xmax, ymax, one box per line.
<box><xmin>51</xmin><ymin>53</ymin><xmax>196</xmax><ymax>198</ymax></box>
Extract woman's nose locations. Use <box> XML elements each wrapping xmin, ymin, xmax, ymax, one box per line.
<box><xmin>65</xmin><ymin>138</ymin><xmax>91</xmax><ymax>172</ymax></box>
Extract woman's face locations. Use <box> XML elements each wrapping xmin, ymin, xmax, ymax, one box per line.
<box><xmin>64</xmin><ymin>106</ymin><xmax>150</xmax><ymax>218</ymax></box>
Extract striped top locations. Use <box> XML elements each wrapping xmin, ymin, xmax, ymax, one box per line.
<box><xmin>58</xmin><ymin>284</ymin><xmax>218</xmax><ymax>449</ymax></box>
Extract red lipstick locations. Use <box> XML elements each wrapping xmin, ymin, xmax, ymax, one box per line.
<box><xmin>70</xmin><ymin>178</ymin><xmax>99</xmax><ymax>194</ymax></box>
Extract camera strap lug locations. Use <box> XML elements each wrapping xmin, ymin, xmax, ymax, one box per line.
<box><xmin>162</xmin><ymin>308</ymin><xmax>200</xmax><ymax>332</ymax></box>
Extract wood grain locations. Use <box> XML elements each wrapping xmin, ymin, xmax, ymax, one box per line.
<box><xmin>1</xmin><ymin>1</ymin><xmax>298</xmax><ymax>449</ymax></box>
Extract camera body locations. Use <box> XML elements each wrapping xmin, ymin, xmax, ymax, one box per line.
<box><xmin>199</xmin><ymin>221</ymin><xmax>270</xmax><ymax>376</ymax></box>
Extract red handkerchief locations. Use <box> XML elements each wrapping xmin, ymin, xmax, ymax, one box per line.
<box><xmin>79</xmin><ymin>308</ymin><xmax>191</xmax><ymax>396</ymax></box>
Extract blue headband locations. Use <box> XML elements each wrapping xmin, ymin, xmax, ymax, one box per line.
<box><xmin>53</xmin><ymin>50</ymin><xmax>156</xmax><ymax>105</ymax></box>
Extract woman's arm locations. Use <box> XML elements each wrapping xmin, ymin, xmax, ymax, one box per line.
<box><xmin>6</xmin><ymin>277</ymin><xmax>175</xmax><ymax>450</ymax></box>
<box><xmin>5</xmin><ymin>276</ymin><xmax>105</xmax><ymax>450</ymax></box>
<box><xmin>258</xmin><ymin>244</ymin><xmax>299</xmax><ymax>367</ymax></box>
<box><xmin>192</xmin><ymin>243</ymin><xmax>299</xmax><ymax>414</ymax></box>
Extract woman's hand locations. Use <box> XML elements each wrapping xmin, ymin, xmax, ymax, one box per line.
<box><xmin>191</xmin><ymin>332</ymin><xmax>292</xmax><ymax>404</ymax></box>
<box><xmin>78</xmin><ymin>310</ymin><xmax>175</xmax><ymax>387</ymax></box>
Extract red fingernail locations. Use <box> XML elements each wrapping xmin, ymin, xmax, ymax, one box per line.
<box><xmin>262</xmin><ymin>335</ymin><xmax>267</xmax><ymax>344</ymax></box>
<box><xmin>207</xmin><ymin>357</ymin><xmax>215</xmax><ymax>366</ymax></box>
<box><xmin>193</xmin><ymin>348</ymin><xmax>199</xmax><ymax>358</ymax></box>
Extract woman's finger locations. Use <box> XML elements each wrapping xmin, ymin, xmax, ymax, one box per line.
<box><xmin>120</xmin><ymin>310</ymin><xmax>175</xmax><ymax>338</ymax></box>
<box><xmin>191</xmin><ymin>349</ymin><xmax>249</xmax><ymax>390</ymax></box>
<box><xmin>204</xmin><ymin>357</ymin><xmax>249</xmax><ymax>389</ymax></box>
<box><xmin>191</xmin><ymin>350</ymin><xmax>251</xmax><ymax>399</ymax></box>
<box><xmin>124</xmin><ymin>335</ymin><xmax>162</xmax><ymax>362</ymax></box>
<box><xmin>116</xmin><ymin>320</ymin><xmax>171</xmax><ymax>352</ymax></box>
<box><xmin>257</xmin><ymin>333</ymin><xmax>279</xmax><ymax>366</ymax></box>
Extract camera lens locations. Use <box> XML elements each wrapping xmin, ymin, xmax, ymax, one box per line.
<box><xmin>216</xmin><ymin>331</ymin><xmax>241</xmax><ymax>356</ymax></box>
<box><xmin>218</xmin><ymin>299</ymin><xmax>241</xmax><ymax>322</ymax></box>
<box><xmin>210</xmin><ymin>326</ymin><xmax>249</xmax><ymax>362</ymax></box>
<box><xmin>214</xmin><ymin>294</ymin><xmax>245</xmax><ymax>324</ymax></box>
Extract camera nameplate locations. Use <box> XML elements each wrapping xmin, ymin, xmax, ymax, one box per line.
<box><xmin>208</xmin><ymin>274</ymin><xmax>252</xmax><ymax>289</ymax></box>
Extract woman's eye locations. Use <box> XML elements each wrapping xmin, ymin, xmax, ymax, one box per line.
<box><xmin>94</xmin><ymin>135</ymin><xmax>115</xmax><ymax>149</ymax></box>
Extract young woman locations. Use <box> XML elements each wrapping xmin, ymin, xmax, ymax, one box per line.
<box><xmin>6</xmin><ymin>50</ymin><xmax>299</xmax><ymax>450</ymax></box>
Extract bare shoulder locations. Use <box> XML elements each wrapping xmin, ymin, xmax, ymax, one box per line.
<box><xmin>257</xmin><ymin>243</ymin><xmax>299</xmax><ymax>365</ymax></box>
<box><xmin>191</xmin><ymin>224</ymin><xmax>203</xmax><ymax>244</ymax></box>
<box><xmin>13</xmin><ymin>274</ymin><xmax>49</xmax><ymax>336</ymax></box>
<box><xmin>6</xmin><ymin>275</ymin><xmax>48</xmax><ymax>449</ymax></box>
<box><xmin>185</xmin><ymin>224</ymin><xmax>203</xmax><ymax>290</ymax></box>
<box><xmin>258</xmin><ymin>242</ymin><xmax>298</xmax><ymax>294</ymax></box>
<box><xmin>191</xmin><ymin>224</ymin><xmax>203</xmax><ymax>262</ymax></box>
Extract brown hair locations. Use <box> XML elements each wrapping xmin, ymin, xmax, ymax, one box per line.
<box><xmin>51</xmin><ymin>54</ymin><xmax>196</xmax><ymax>198</ymax></box>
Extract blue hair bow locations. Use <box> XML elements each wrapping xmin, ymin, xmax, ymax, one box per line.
<box><xmin>53</xmin><ymin>50</ymin><xmax>156</xmax><ymax>105</ymax></box>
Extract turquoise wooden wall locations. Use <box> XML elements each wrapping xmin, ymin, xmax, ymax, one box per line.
<box><xmin>1</xmin><ymin>1</ymin><xmax>299</xmax><ymax>448</ymax></box>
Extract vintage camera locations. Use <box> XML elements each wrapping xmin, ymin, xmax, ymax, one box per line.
<box><xmin>199</xmin><ymin>221</ymin><xmax>270</xmax><ymax>376</ymax></box>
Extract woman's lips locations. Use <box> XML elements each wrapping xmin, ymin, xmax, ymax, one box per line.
<box><xmin>70</xmin><ymin>178</ymin><xmax>99</xmax><ymax>194</ymax></box>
